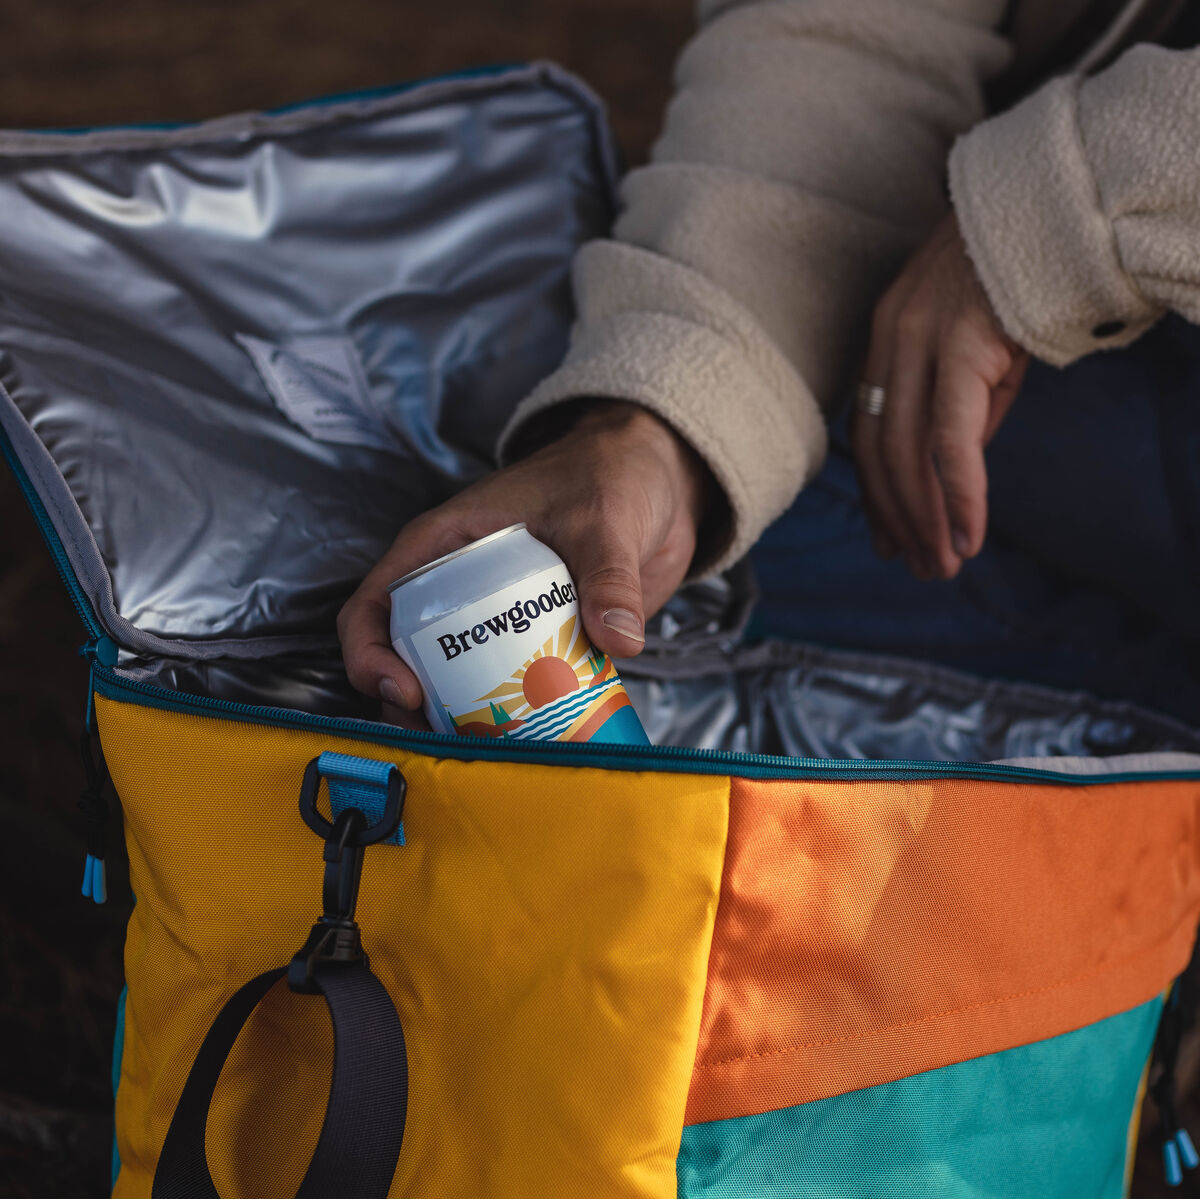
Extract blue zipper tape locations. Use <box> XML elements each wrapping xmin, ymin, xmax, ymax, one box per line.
<box><xmin>8</xmin><ymin>413</ymin><xmax>1200</xmax><ymax>786</ymax></box>
<box><xmin>89</xmin><ymin>663</ymin><xmax>1200</xmax><ymax>786</ymax></box>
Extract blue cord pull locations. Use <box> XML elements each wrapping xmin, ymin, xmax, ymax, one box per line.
<box><xmin>78</xmin><ymin>726</ymin><xmax>111</xmax><ymax>905</ymax></box>
<box><xmin>1165</xmin><ymin>1139</ymin><xmax>1183</xmax><ymax>1187</ymax></box>
<box><xmin>82</xmin><ymin>853</ymin><xmax>108</xmax><ymax>904</ymax></box>
<box><xmin>1177</xmin><ymin>1128</ymin><xmax>1199</xmax><ymax>1171</ymax></box>
<box><xmin>1153</xmin><ymin>978</ymin><xmax>1200</xmax><ymax>1187</ymax></box>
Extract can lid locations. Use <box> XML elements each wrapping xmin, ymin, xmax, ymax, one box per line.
<box><xmin>385</xmin><ymin>523</ymin><xmax>528</xmax><ymax>593</ymax></box>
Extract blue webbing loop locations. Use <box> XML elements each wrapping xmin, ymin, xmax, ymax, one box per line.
<box><xmin>318</xmin><ymin>752</ymin><xmax>405</xmax><ymax>846</ymax></box>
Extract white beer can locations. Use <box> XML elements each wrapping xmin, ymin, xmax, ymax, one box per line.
<box><xmin>387</xmin><ymin>523</ymin><xmax>650</xmax><ymax>745</ymax></box>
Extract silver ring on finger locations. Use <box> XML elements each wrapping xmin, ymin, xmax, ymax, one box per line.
<box><xmin>856</xmin><ymin>382</ymin><xmax>887</xmax><ymax>418</ymax></box>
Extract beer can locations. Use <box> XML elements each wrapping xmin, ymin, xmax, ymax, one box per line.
<box><xmin>387</xmin><ymin>523</ymin><xmax>650</xmax><ymax>745</ymax></box>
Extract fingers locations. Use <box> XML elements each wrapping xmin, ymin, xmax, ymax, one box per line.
<box><xmin>880</xmin><ymin>328</ymin><xmax>960</xmax><ymax>578</ymax></box>
<box><xmin>340</xmin><ymin>400</ymin><xmax>709</xmax><ymax>709</ymax></box>
<box><xmin>338</xmin><ymin>591</ymin><xmax>424</xmax><ymax>709</ymax></box>
<box><xmin>853</xmin><ymin>210</ymin><xmax>1029</xmax><ymax>580</ymax></box>
<box><xmin>854</xmin><ymin>308</ymin><xmax>907</xmax><ymax>560</ymax></box>
<box><xmin>929</xmin><ymin>341</ymin><xmax>992</xmax><ymax>560</ymax></box>
<box><xmin>338</xmin><ymin>515</ymin><xmax>477</xmax><ymax>708</ymax></box>
<box><xmin>559</xmin><ymin>505</ymin><xmax>648</xmax><ymax>659</ymax></box>
<box><xmin>854</xmin><ymin>299</ymin><xmax>942</xmax><ymax>573</ymax></box>
<box><xmin>984</xmin><ymin>349</ymin><xmax>1029</xmax><ymax>444</ymax></box>
<box><xmin>931</xmin><ymin>326</ymin><xmax>1029</xmax><ymax>558</ymax></box>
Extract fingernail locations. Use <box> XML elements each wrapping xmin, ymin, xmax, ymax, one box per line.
<box><xmin>951</xmin><ymin>529</ymin><xmax>970</xmax><ymax>557</ymax></box>
<box><xmin>380</xmin><ymin>677</ymin><xmax>406</xmax><ymax>708</ymax></box>
<box><xmin>602</xmin><ymin>608</ymin><xmax>644</xmax><ymax>644</ymax></box>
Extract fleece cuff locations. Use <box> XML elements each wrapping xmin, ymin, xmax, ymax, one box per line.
<box><xmin>948</xmin><ymin>75</ymin><xmax>1157</xmax><ymax>366</ymax></box>
<box><xmin>497</xmin><ymin>241</ymin><xmax>828</xmax><ymax>576</ymax></box>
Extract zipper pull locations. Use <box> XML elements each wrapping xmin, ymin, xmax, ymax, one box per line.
<box><xmin>1163</xmin><ymin>1128</ymin><xmax>1198</xmax><ymax>1187</ymax></box>
<box><xmin>78</xmin><ymin>729</ymin><xmax>110</xmax><ymax>904</ymax></box>
<box><xmin>77</xmin><ymin>637</ymin><xmax>117</xmax><ymax>904</ymax></box>
<box><xmin>1165</xmin><ymin>1137</ymin><xmax>1184</xmax><ymax>1188</ymax></box>
<box><xmin>79</xmin><ymin>636</ymin><xmax>119</xmax><ymax>733</ymax></box>
<box><xmin>1178</xmin><ymin>1127</ymin><xmax>1200</xmax><ymax>1171</ymax></box>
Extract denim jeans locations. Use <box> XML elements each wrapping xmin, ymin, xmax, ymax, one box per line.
<box><xmin>749</xmin><ymin>315</ymin><xmax>1200</xmax><ymax>725</ymax></box>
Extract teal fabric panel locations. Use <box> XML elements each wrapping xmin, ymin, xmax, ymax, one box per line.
<box><xmin>111</xmin><ymin>983</ymin><xmax>128</xmax><ymax>1192</ymax></box>
<box><xmin>677</xmin><ymin>997</ymin><xmax>1161</xmax><ymax>1198</ymax></box>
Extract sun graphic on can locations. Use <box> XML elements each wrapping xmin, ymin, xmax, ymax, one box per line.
<box><xmin>448</xmin><ymin>614</ymin><xmax>638</xmax><ymax>743</ymax></box>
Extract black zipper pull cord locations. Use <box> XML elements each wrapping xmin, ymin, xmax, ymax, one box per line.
<box><xmin>78</xmin><ymin>728</ymin><xmax>110</xmax><ymax>904</ymax></box>
<box><xmin>77</xmin><ymin>635</ymin><xmax>119</xmax><ymax>904</ymax></box>
<box><xmin>1152</xmin><ymin>976</ymin><xmax>1200</xmax><ymax>1185</ymax></box>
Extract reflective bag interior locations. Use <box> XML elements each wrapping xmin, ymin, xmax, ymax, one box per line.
<box><xmin>2</xmin><ymin>64</ymin><xmax>1198</xmax><ymax>766</ymax></box>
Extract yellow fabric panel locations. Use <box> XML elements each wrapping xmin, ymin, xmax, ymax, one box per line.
<box><xmin>97</xmin><ymin>693</ymin><xmax>729</xmax><ymax>1199</ymax></box>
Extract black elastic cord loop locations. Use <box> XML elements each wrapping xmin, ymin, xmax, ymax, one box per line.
<box><xmin>152</xmin><ymin>961</ymin><xmax>407</xmax><ymax>1199</ymax></box>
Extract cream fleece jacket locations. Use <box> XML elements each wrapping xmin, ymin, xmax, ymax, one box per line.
<box><xmin>498</xmin><ymin>1</ymin><xmax>1198</xmax><ymax>573</ymax></box>
<box><xmin>950</xmin><ymin>43</ymin><xmax>1200</xmax><ymax>366</ymax></box>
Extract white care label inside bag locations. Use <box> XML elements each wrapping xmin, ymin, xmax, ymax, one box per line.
<box><xmin>237</xmin><ymin>332</ymin><xmax>386</xmax><ymax>449</ymax></box>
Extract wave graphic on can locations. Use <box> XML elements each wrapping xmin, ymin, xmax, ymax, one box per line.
<box><xmin>446</xmin><ymin>614</ymin><xmax>641</xmax><ymax>744</ymax></box>
<box><xmin>509</xmin><ymin>678</ymin><xmax>626</xmax><ymax>741</ymax></box>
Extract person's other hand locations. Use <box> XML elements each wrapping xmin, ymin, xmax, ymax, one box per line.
<box><xmin>852</xmin><ymin>211</ymin><xmax>1029</xmax><ymax>580</ymax></box>
<box><xmin>338</xmin><ymin>400</ymin><xmax>714</xmax><ymax>718</ymax></box>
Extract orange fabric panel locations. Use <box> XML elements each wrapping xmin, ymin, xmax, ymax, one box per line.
<box><xmin>686</xmin><ymin>775</ymin><xmax>1200</xmax><ymax>1125</ymax></box>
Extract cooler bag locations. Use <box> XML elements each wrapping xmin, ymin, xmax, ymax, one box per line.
<box><xmin>3</xmin><ymin>61</ymin><xmax>1200</xmax><ymax>1199</ymax></box>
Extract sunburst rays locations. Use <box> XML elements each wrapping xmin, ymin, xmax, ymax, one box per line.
<box><xmin>472</xmin><ymin>614</ymin><xmax>590</xmax><ymax>715</ymax></box>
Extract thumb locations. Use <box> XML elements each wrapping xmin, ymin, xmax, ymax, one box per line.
<box><xmin>562</xmin><ymin>527</ymin><xmax>647</xmax><ymax>659</ymax></box>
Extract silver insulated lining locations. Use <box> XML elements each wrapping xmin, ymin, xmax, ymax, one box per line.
<box><xmin>118</xmin><ymin>574</ymin><xmax>1200</xmax><ymax>764</ymax></box>
<box><xmin>2</xmin><ymin>64</ymin><xmax>1198</xmax><ymax>765</ymax></box>
<box><xmin>0</xmin><ymin>64</ymin><xmax>618</xmax><ymax>658</ymax></box>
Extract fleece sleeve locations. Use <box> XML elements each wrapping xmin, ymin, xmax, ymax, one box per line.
<box><xmin>950</xmin><ymin>43</ymin><xmax>1200</xmax><ymax>367</ymax></box>
<box><xmin>498</xmin><ymin>0</ymin><xmax>1010</xmax><ymax>573</ymax></box>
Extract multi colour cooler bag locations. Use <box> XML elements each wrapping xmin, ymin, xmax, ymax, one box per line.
<box><xmin>4</xmin><ymin>61</ymin><xmax>1200</xmax><ymax>1199</ymax></box>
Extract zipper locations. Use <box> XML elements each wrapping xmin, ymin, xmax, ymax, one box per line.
<box><xmin>78</xmin><ymin>637</ymin><xmax>119</xmax><ymax>903</ymax></box>
<box><xmin>88</xmin><ymin>662</ymin><xmax>1200</xmax><ymax>785</ymax></box>
<box><xmin>9</xmin><ymin>422</ymin><xmax>1200</xmax><ymax>785</ymax></box>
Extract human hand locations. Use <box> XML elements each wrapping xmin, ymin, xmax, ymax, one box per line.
<box><xmin>852</xmin><ymin>211</ymin><xmax>1029</xmax><ymax>580</ymax></box>
<box><xmin>337</xmin><ymin>400</ymin><xmax>714</xmax><ymax>717</ymax></box>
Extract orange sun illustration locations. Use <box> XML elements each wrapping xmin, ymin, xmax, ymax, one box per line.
<box><xmin>473</xmin><ymin>615</ymin><xmax>598</xmax><ymax>717</ymax></box>
<box><xmin>520</xmin><ymin>655</ymin><xmax>580</xmax><ymax>709</ymax></box>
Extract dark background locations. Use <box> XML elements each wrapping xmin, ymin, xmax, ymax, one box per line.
<box><xmin>0</xmin><ymin>2</ymin><xmax>1190</xmax><ymax>1195</ymax></box>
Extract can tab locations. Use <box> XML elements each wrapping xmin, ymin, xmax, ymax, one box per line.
<box><xmin>288</xmin><ymin>756</ymin><xmax>406</xmax><ymax>994</ymax></box>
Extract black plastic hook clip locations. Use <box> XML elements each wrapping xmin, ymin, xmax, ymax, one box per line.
<box><xmin>288</xmin><ymin>756</ymin><xmax>406</xmax><ymax>995</ymax></box>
